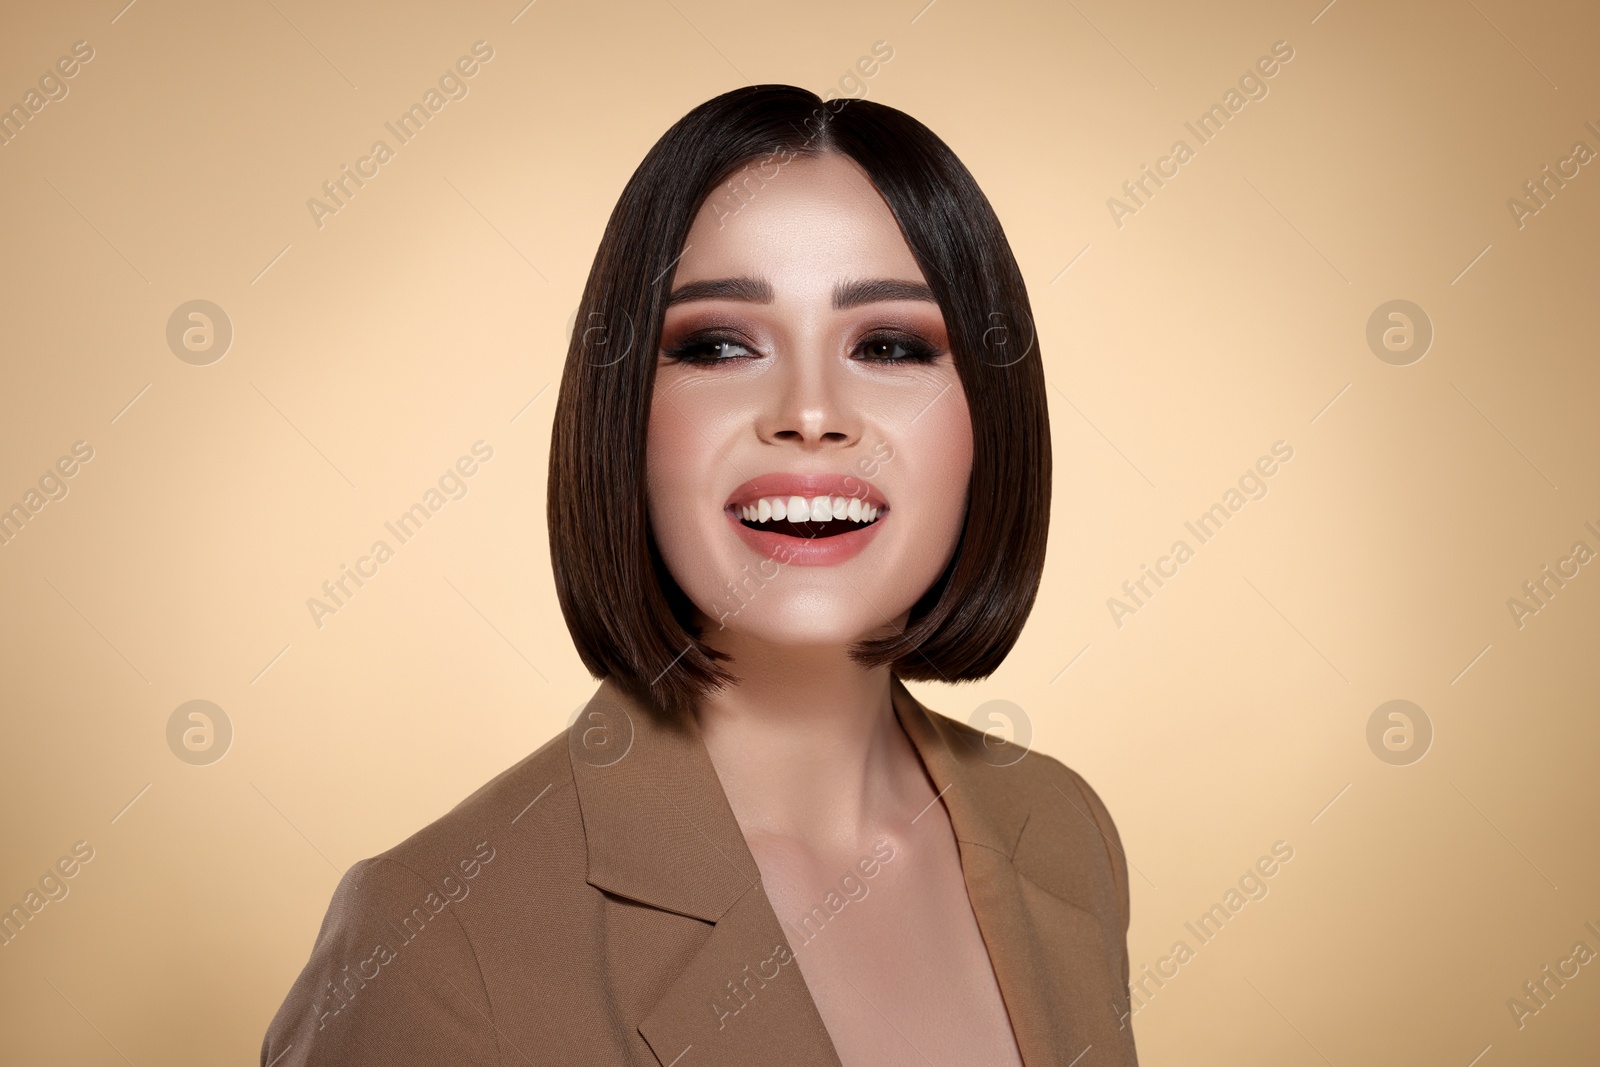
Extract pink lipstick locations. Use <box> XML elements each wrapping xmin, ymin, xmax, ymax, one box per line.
<box><xmin>723</xmin><ymin>473</ymin><xmax>889</xmax><ymax>566</ymax></box>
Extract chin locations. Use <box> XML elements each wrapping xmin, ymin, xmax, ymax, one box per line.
<box><xmin>657</xmin><ymin>512</ymin><xmax>957</xmax><ymax>654</ymax></box>
<box><xmin>694</xmin><ymin>579</ymin><xmax>916</xmax><ymax>649</ymax></box>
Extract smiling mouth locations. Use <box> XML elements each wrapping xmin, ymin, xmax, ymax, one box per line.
<box><xmin>732</xmin><ymin>495</ymin><xmax>884</xmax><ymax>539</ymax></box>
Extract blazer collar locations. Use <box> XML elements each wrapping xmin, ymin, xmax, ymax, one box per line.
<box><xmin>566</xmin><ymin>676</ymin><xmax>1131</xmax><ymax>1067</ymax></box>
<box><xmin>566</xmin><ymin>676</ymin><xmax>761</xmax><ymax>923</ymax></box>
<box><xmin>565</xmin><ymin>676</ymin><xmax>1029</xmax><ymax>906</ymax></box>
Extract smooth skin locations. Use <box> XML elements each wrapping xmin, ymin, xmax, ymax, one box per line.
<box><xmin>645</xmin><ymin>151</ymin><xmax>1025</xmax><ymax>1066</ymax></box>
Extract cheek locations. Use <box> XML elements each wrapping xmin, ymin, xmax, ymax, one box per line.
<box><xmin>644</xmin><ymin>400</ymin><xmax>693</xmax><ymax>503</ymax></box>
<box><xmin>644</xmin><ymin>383</ymin><xmax>743</xmax><ymax>602</ymax></box>
<box><xmin>863</xmin><ymin>386</ymin><xmax>972</xmax><ymax>614</ymax></box>
<box><xmin>912</xmin><ymin>391</ymin><xmax>974</xmax><ymax>535</ymax></box>
<box><xmin>644</xmin><ymin>396</ymin><xmax>709</xmax><ymax>548</ymax></box>
<box><xmin>647</xmin><ymin>376</ymin><xmax>737</xmax><ymax>491</ymax></box>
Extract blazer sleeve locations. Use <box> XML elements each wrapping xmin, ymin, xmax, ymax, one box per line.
<box><xmin>1064</xmin><ymin>768</ymin><xmax>1132</xmax><ymax>997</ymax></box>
<box><xmin>260</xmin><ymin>857</ymin><xmax>502</xmax><ymax>1067</ymax></box>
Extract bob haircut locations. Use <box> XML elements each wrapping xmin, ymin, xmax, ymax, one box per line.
<box><xmin>548</xmin><ymin>83</ymin><xmax>1051</xmax><ymax>721</ymax></box>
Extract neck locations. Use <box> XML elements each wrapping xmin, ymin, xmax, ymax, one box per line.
<box><xmin>689</xmin><ymin>627</ymin><xmax>930</xmax><ymax>849</ymax></box>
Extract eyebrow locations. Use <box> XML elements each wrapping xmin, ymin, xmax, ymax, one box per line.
<box><xmin>663</xmin><ymin>275</ymin><xmax>937</xmax><ymax>310</ymax></box>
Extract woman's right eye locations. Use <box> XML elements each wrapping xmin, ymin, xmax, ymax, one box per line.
<box><xmin>662</xmin><ymin>335</ymin><xmax>755</xmax><ymax>364</ymax></box>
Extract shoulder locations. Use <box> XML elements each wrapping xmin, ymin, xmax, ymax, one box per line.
<box><xmin>1030</xmin><ymin>749</ymin><xmax>1128</xmax><ymax>915</ymax></box>
<box><xmin>1022</xmin><ymin>749</ymin><xmax>1128</xmax><ymax>884</ymax></box>
<box><xmin>260</xmin><ymin>727</ymin><xmax>582</xmax><ymax>1066</ymax></box>
<box><xmin>993</xmin><ymin>738</ymin><xmax>1135</xmax><ymax>992</ymax></box>
<box><xmin>371</xmin><ymin>725</ymin><xmax>581</xmax><ymax>882</ymax></box>
<box><xmin>954</xmin><ymin>712</ymin><xmax>1131</xmax><ymax>934</ymax></box>
<box><xmin>320</xmin><ymin>723</ymin><xmax>586</xmax><ymax>917</ymax></box>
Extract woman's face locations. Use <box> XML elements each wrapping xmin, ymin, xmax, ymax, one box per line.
<box><xmin>645</xmin><ymin>151</ymin><xmax>974</xmax><ymax>651</ymax></box>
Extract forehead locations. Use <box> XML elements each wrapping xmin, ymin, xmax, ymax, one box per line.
<box><xmin>671</xmin><ymin>152</ymin><xmax>926</xmax><ymax>287</ymax></box>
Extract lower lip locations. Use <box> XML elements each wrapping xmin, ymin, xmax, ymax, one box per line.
<box><xmin>725</xmin><ymin>508</ymin><xmax>886</xmax><ymax>566</ymax></box>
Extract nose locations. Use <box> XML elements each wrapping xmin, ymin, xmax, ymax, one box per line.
<box><xmin>756</xmin><ymin>339</ymin><xmax>862</xmax><ymax>450</ymax></box>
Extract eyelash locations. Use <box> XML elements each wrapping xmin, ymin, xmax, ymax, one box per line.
<box><xmin>662</xmin><ymin>331</ymin><xmax>942</xmax><ymax>366</ymax></box>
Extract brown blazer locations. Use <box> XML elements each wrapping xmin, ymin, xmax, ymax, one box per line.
<box><xmin>260</xmin><ymin>676</ymin><xmax>1139</xmax><ymax>1066</ymax></box>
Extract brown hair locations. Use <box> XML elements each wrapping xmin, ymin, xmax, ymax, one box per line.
<box><xmin>548</xmin><ymin>84</ymin><xmax>1051</xmax><ymax>721</ymax></box>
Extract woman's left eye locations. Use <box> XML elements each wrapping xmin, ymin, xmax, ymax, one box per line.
<box><xmin>857</xmin><ymin>335</ymin><xmax>940</xmax><ymax>363</ymax></box>
<box><xmin>663</xmin><ymin>331</ymin><xmax>941</xmax><ymax>365</ymax></box>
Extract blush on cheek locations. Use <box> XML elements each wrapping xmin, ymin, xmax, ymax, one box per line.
<box><xmin>850</xmin><ymin>388</ymin><xmax>973</xmax><ymax>624</ymax></box>
<box><xmin>913</xmin><ymin>394</ymin><xmax>974</xmax><ymax>571</ymax></box>
<box><xmin>643</xmin><ymin>384</ymin><xmax>746</xmax><ymax>625</ymax></box>
<box><xmin>644</xmin><ymin>407</ymin><xmax>697</xmax><ymax>543</ymax></box>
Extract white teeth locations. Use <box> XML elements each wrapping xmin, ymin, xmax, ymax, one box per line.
<box><xmin>735</xmin><ymin>494</ymin><xmax>882</xmax><ymax>526</ymax></box>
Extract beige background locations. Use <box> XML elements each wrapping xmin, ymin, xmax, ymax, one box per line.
<box><xmin>1</xmin><ymin>0</ymin><xmax>1596</xmax><ymax>1063</ymax></box>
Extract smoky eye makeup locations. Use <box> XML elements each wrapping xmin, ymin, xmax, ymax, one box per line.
<box><xmin>854</xmin><ymin>331</ymin><xmax>943</xmax><ymax>363</ymax></box>
<box><xmin>661</xmin><ymin>332</ymin><xmax>758</xmax><ymax>364</ymax></box>
<box><xmin>658</xmin><ymin>311</ymin><xmax>949</xmax><ymax>367</ymax></box>
<box><xmin>657</xmin><ymin>318</ymin><xmax>765</xmax><ymax>363</ymax></box>
<box><xmin>660</xmin><ymin>327</ymin><xmax>946</xmax><ymax>366</ymax></box>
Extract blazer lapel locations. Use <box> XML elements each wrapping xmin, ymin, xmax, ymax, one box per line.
<box><xmin>568</xmin><ymin>676</ymin><xmax>1133</xmax><ymax>1067</ymax></box>
<box><xmin>635</xmin><ymin>879</ymin><xmax>845</xmax><ymax>1067</ymax></box>
<box><xmin>889</xmin><ymin>678</ymin><xmax>1136</xmax><ymax>1067</ymax></box>
<box><xmin>567</xmin><ymin>679</ymin><xmax>843</xmax><ymax>1067</ymax></box>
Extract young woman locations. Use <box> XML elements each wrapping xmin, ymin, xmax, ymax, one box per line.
<box><xmin>262</xmin><ymin>84</ymin><xmax>1137</xmax><ymax>1067</ymax></box>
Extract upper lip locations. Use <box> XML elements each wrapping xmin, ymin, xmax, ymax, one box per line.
<box><xmin>725</xmin><ymin>472</ymin><xmax>888</xmax><ymax>511</ymax></box>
